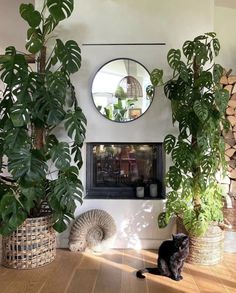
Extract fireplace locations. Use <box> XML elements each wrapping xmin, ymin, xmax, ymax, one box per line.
<box><xmin>86</xmin><ymin>143</ymin><xmax>165</xmax><ymax>199</ymax></box>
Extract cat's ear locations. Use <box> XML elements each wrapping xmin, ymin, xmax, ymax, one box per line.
<box><xmin>172</xmin><ymin>234</ymin><xmax>176</xmax><ymax>240</ymax></box>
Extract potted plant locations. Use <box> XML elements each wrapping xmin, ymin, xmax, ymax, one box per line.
<box><xmin>0</xmin><ymin>0</ymin><xmax>86</xmax><ymax>269</ymax></box>
<box><xmin>151</xmin><ymin>32</ymin><xmax>229</xmax><ymax>265</ymax></box>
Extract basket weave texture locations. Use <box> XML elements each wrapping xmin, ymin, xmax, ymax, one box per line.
<box><xmin>223</xmin><ymin>196</ymin><xmax>236</xmax><ymax>231</ymax></box>
<box><xmin>2</xmin><ymin>215</ymin><xmax>56</xmax><ymax>269</ymax></box>
<box><xmin>177</xmin><ymin>218</ymin><xmax>224</xmax><ymax>265</ymax></box>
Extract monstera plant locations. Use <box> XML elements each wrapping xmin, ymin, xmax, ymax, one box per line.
<box><xmin>151</xmin><ymin>33</ymin><xmax>229</xmax><ymax>236</ymax></box>
<box><xmin>0</xmin><ymin>0</ymin><xmax>86</xmax><ymax>235</ymax></box>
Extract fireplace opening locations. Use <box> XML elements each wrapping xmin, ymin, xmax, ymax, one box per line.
<box><xmin>86</xmin><ymin>143</ymin><xmax>165</xmax><ymax>199</ymax></box>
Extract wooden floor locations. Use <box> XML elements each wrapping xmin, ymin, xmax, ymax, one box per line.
<box><xmin>0</xmin><ymin>249</ymin><xmax>236</xmax><ymax>293</ymax></box>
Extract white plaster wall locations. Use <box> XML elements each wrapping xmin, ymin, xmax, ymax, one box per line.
<box><xmin>0</xmin><ymin>0</ymin><xmax>34</xmax><ymax>54</ymax></box>
<box><xmin>53</xmin><ymin>0</ymin><xmax>215</xmax><ymax>248</ymax></box>
<box><xmin>214</xmin><ymin>6</ymin><xmax>236</xmax><ymax>72</ymax></box>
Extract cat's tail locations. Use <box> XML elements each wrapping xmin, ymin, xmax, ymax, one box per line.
<box><xmin>136</xmin><ymin>268</ymin><xmax>160</xmax><ymax>279</ymax></box>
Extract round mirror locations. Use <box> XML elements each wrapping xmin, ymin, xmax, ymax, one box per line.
<box><xmin>91</xmin><ymin>58</ymin><xmax>154</xmax><ymax>122</ymax></box>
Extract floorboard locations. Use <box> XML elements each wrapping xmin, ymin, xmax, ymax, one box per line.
<box><xmin>0</xmin><ymin>249</ymin><xmax>235</xmax><ymax>293</ymax></box>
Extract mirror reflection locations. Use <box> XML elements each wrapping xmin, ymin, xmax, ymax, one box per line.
<box><xmin>92</xmin><ymin>58</ymin><xmax>153</xmax><ymax>122</ymax></box>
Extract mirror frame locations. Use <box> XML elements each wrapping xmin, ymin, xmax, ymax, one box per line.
<box><xmin>91</xmin><ymin>58</ymin><xmax>154</xmax><ymax>123</ymax></box>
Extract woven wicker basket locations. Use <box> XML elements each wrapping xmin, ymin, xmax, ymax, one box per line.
<box><xmin>2</xmin><ymin>215</ymin><xmax>56</xmax><ymax>269</ymax></box>
<box><xmin>177</xmin><ymin>218</ymin><xmax>224</xmax><ymax>265</ymax></box>
<box><xmin>223</xmin><ymin>195</ymin><xmax>236</xmax><ymax>231</ymax></box>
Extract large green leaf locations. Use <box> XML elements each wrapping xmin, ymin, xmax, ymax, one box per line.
<box><xmin>26</xmin><ymin>28</ymin><xmax>43</xmax><ymax>54</ymax></box>
<box><xmin>212</xmin><ymin>38</ymin><xmax>220</xmax><ymax>56</ymax></box>
<box><xmin>20</xmin><ymin>184</ymin><xmax>46</xmax><ymax>214</ymax></box>
<box><xmin>20</xmin><ymin>3</ymin><xmax>41</xmax><ymax>28</ymax></box>
<box><xmin>10</xmin><ymin>102</ymin><xmax>30</xmax><ymax>127</ymax></box>
<box><xmin>55</xmin><ymin>39</ymin><xmax>81</xmax><ymax>74</ymax></box>
<box><xmin>50</xmin><ymin>142</ymin><xmax>71</xmax><ymax>170</ymax></box>
<box><xmin>193</xmin><ymin>100</ymin><xmax>208</xmax><ymax>122</ymax></box>
<box><xmin>171</xmin><ymin>141</ymin><xmax>193</xmax><ymax>172</ymax></box>
<box><xmin>64</xmin><ymin>108</ymin><xmax>87</xmax><ymax>144</ymax></box>
<box><xmin>8</xmin><ymin>148</ymin><xmax>48</xmax><ymax>182</ymax></box>
<box><xmin>47</xmin><ymin>0</ymin><xmax>74</xmax><ymax>21</ymax></box>
<box><xmin>0</xmin><ymin>47</ymin><xmax>28</xmax><ymax>85</ymax></box>
<box><xmin>46</xmin><ymin>71</ymin><xmax>67</xmax><ymax>101</ymax></box>
<box><xmin>176</xmin><ymin>61</ymin><xmax>189</xmax><ymax>82</ymax></box>
<box><xmin>158</xmin><ymin>212</ymin><xmax>168</xmax><ymax>229</ymax></box>
<box><xmin>166</xmin><ymin>166</ymin><xmax>182</xmax><ymax>190</ymax></box>
<box><xmin>150</xmin><ymin>69</ymin><xmax>163</xmax><ymax>86</ymax></box>
<box><xmin>146</xmin><ymin>84</ymin><xmax>155</xmax><ymax>99</ymax></box>
<box><xmin>34</xmin><ymin>93</ymin><xmax>65</xmax><ymax>125</ymax></box>
<box><xmin>0</xmin><ymin>192</ymin><xmax>27</xmax><ymax>235</ymax></box>
<box><xmin>164</xmin><ymin>134</ymin><xmax>176</xmax><ymax>154</ymax></box>
<box><xmin>167</xmin><ymin>49</ymin><xmax>181</xmax><ymax>70</ymax></box>
<box><xmin>182</xmin><ymin>40</ymin><xmax>194</xmax><ymax>61</ymax></box>
<box><xmin>43</xmin><ymin>15</ymin><xmax>59</xmax><ymax>35</ymax></box>
<box><xmin>213</xmin><ymin>64</ymin><xmax>224</xmax><ymax>84</ymax></box>
<box><xmin>215</xmin><ymin>88</ymin><xmax>229</xmax><ymax>113</ymax></box>
<box><xmin>194</xmin><ymin>40</ymin><xmax>208</xmax><ymax>65</ymax></box>
<box><xmin>49</xmin><ymin>166</ymin><xmax>83</xmax><ymax>232</ymax></box>
<box><xmin>4</xmin><ymin>126</ymin><xmax>29</xmax><ymax>152</ymax></box>
<box><xmin>71</xmin><ymin>143</ymin><xmax>83</xmax><ymax>168</ymax></box>
<box><xmin>12</xmin><ymin>72</ymin><xmax>39</xmax><ymax>103</ymax></box>
<box><xmin>195</xmin><ymin>71</ymin><xmax>213</xmax><ymax>89</ymax></box>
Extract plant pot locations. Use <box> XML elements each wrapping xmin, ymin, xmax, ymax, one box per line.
<box><xmin>177</xmin><ymin>218</ymin><xmax>224</xmax><ymax>265</ymax></box>
<box><xmin>2</xmin><ymin>215</ymin><xmax>56</xmax><ymax>269</ymax></box>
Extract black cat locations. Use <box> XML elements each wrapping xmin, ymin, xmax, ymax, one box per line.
<box><xmin>136</xmin><ymin>233</ymin><xmax>189</xmax><ymax>281</ymax></box>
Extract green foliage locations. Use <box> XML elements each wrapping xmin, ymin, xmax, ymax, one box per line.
<box><xmin>153</xmin><ymin>33</ymin><xmax>228</xmax><ymax>236</ymax></box>
<box><xmin>0</xmin><ymin>0</ymin><xmax>86</xmax><ymax>235</ymax></box>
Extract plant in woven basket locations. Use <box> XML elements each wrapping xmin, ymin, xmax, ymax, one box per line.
<box><xmin>0</xmin><ymin>0</ymin><xmax>86</xmax><ymax>235</ymax></box>
<box><xmin>151</xmin><ymin>32</ymin><xmax>229</xmax><ymax>236</ymax></box>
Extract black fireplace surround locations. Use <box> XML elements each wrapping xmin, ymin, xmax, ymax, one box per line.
<box><xmin>86</xmin><ymin>143</ymin><xmax>165</xmax><ymax>199</ymax></box>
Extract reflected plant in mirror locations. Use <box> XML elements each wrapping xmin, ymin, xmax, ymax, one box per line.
<box><xmin>92</xmin><ymin>58</ymin><xmax>154</xmax><ymax>122</ymax></box>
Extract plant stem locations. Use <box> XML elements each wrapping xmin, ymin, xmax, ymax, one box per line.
<box><xmin>34</xmin><ymin>45</ymin><xmax>47</xmax><ymax>150</ymax></box>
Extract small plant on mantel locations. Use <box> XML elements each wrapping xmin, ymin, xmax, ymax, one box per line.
<box><xmin>151</xmin><ymin>32</ymin><xmax>229</xmax><ymax>236</ymax></box>
<box><xmin>0</xmin><ymin>0</ymin><xmax>86</xmax><ymax>235</ymax></box>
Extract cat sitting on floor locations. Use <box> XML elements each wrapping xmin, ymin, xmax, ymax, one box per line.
<box><xmin>136</xmin><ymin>233</ymin><xmax>189</xmax><ymax>281</ymax></box>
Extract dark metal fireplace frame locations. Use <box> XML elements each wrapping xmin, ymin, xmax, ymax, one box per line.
<box><xmin>85</xmin><ymin>142</ymin><xmax>165</xmax><ymax>200</ymax></box>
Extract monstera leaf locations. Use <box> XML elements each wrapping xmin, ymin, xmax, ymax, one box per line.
<box><xmin>182</xmin><ymin>40</ymin><xmax>194</xmax><ymax>60</ymax></box>
<box><xmin>20</xmin><ymin>3</ymin><xmax>41</xmax><ymax>28</ymax></box>
<box><xmin>8</xmin><ymin>148</ymin><xmax>48</xmax><ymax>182</ymax></box>
<box><xmin>46</xmin><ymin>71</ymin><xmax>67</xmax><ymax>101</ymax></box>
<box><xmin>64</xmin><ymin>108</ymin><xmax>87</xmax><ymax>145</ymax></box>
<box><xmin>0</xmin><ymin>47</ymin><xmax>28</xmax><ymax>85</ymax></box>
<box><xmin>43</xmin><ymin>15</ymin><xmax>59</xmax><ymax>35</ymax></box>
<box><xmin>215</xmin><ymin>88</ymin><xmax>229</xmax><ymax>113</ymax></box>
<box><xmin>4</xmin><ymin>126</ymin><xmax>29</xmax><ymax>152</ymax></box>
<box><xmin>167</xmin><ymin>49</ymin><xmax>181</xmax><ymax>70</ymax></box>
<box><xmin>10</xmin><ymin>102</ymin><xmax>30</xmax><ymax>127</ymax></box>
<box><xmin>150</xmin><ymin>68</ymin><xmax>163</xmax><ymax>86</ymax></box>
<box><xmin>55</xmin><ymin>39</ymin><xmax>81</xmax><ymax>74</ymax></box>
<box><xmin>164</xmin><ymin>134</ymin><xmax>176</xmax><ymax>154</ymax></box>
<box><xmin>166</xmin><ymin>166</ymin><xmax>182</xmax><ymax>191</ymax></box>
<box><xmin>50</xmin><ymin>142</ymin><xmax>71</xmax><ymax>170</ymax></box>
<box><xmin>49</xmin><ymin>166</ymin><xmax>83</xmax><ymax>232</ymax></box>
<box><xmin>193</xmin><ymin>100</ymin><xmax>209</xmax><ymax>122</ymax></box>
<box><xmin>0</xmin><ymin>193</ymin><xmax>27</xmax><ymax>235</ymax></box>
<box><xmin>34</xmin><ymin>93</ymin><xmax>65</xmax><ymax>125</ymax></box>
<box><xmin>26</xmin><ymin>28</ymin><xmax>43</xmax><ymax>54</ymax></box>
<box><xmin>12</xmin><ymin>72</ymin><xmax>39</xmax><ymax>103</ymax></box>
<box><xmin>47</xmin><ymin>0</ymin><xmax>74</xmax><ymax>21</ymax></box>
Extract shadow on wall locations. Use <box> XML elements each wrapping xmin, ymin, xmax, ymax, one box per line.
<box><xmin>119</xmin><ymin>201</ymin><xmax>173</xmax><ymax>249</ymax></box>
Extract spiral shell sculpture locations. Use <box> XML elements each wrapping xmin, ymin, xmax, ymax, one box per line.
<box><xmin>69</xmin><ymin>209</ymin><xmax>117</xmax><ymax>252</ymax></box>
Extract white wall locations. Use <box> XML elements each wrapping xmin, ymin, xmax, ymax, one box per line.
<box><xmin>214</xmin><ymin>5</ymin><xmax>236</xmax><ymax>71</ymax></box>
<box><xmin>0</xmin><ymin>0</ymin><xmax>34</xmax><ymax>54</ymax></box>
<box><xmin>54</xmin><ymin>0</ymin><xmax>215</xmax><ymax>248</ymax></box>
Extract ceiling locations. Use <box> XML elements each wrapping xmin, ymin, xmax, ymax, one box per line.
<box><xmin>215</xmin><ymin>0</ymin><xmax>236</xmax><ymax>9</ymax></box>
